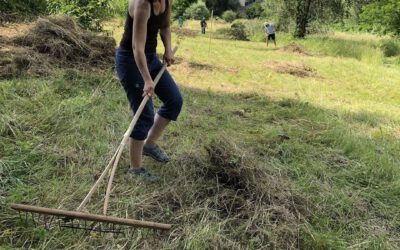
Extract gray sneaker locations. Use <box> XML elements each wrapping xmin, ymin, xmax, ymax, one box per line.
<box><xmin>143</xmin><ymin>144</ymin><xmax>170</xmax><ymax>162</ymax></box>
<box><xmin>127</xmin><ymin>167</ymin><xmax>160</xmax><ymax>181</ymax></box>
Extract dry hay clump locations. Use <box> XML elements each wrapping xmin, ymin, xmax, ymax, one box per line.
<box><xmin>133</xmin><ymin>137</ymin><xmax>310</xmax><ymax>249</ymax></box>
<box><xmin>172</xmin><ymin>27</ymin><xmax>197</xmax><ymax>46</ymax></box>
<box><xmin>280</xmin><ymin>43</ymin><xmax>311</xmax><ymax>55</ymax></box>
<box><xmin>14</xmin><ymin>16</ymin><xmax>116</xmax><ymax>66</ymax></box>
<box><xmin>0</xmin><ymin>16</ymin><xmax>115</xmax><ymax>79</ymax></box>
<box><xmin>267</xmin><ymin>61</ymin><xmax>318</xmax><ymax>78</ymax></box>
<box><xmin>0</xmin><ymin>49</ymin><xmax>51</xmax><ymax>79</ymax></box>
<box><xmin>171</xmin><ymin>27</ymin><xmax>197</xmax><ymax>38</ymax></box>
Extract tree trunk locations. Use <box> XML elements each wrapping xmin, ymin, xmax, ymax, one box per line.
<box><xmin>294</xmin><ymin>0</ymin><xmax>313</xmax><ymax>38</ymax></box>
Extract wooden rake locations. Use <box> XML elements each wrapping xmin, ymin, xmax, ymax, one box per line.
<box><xmin>11</xmin><ymin>47</ymin><xmax>179</xmax><ymax>233</ymax></box>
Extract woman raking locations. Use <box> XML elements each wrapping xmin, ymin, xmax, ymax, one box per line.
<box><xmin>115</xmin><ymin>0</ymin><xmax>183</xmax><ymax>181</ymax></box>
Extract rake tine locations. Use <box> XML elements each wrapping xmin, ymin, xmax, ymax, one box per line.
<box><xmin>31</xmin><ymin>212</ymin><xmax>37</xmax><ymax>227</ymax></box>
<box><xmin>126</xmin><ymin>227</ymin><xmax>134</xmax><ymax>239</ymax></box>
<box><xmin>113</xmin><ymin>225</ymin><xmax>121</xmax><ymax>235</ymax></box>
<box><xmin>113</xmin><ymin>226</ymin><xmax>123</xmax><ymax>235</ymax></box>
<box><xmin>90</xmin><ymin>221</ymin><xmax>97</xmax><ymax>232</ymax></box>
<box><xmin>89</xmin><ymin>221</ymin><xmax>98</xmax><ymax>233</ymax></box>
<box><xmin>44</xmin><ymin>216</ymin><xmax>54</xmax><ymax>230</ymax></box>
<box><xmin>103</xmin><ymin>223</ymin><xmax>108</xmax><ymax>234</ymax></box>
<box><xmin>84</xmin><ymin>221</ymin><xmax>92</xmax><ymax>235</ymax></box>
<box><xmin>48</xmin><ymin>215</ymin><xmax>55</xmax><ymax>229</ymax></box>
<box><xmin>24</xmin><ymin>212</ymin><xmax>28</xmax><ymax>224</ymax></box>
<box><xmin>18</xmin><ymin>211</ymin><xmax>21</xmax><ymax>220</ymax></box>
<box><xmin>43</xmin><ymin>215</ymin><xmax>47</xmax><ymax>229</ymax></box>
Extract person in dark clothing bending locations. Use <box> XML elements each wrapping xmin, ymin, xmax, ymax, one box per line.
<box><xmin>200</xmin><ymin>17</ymin><xmax>207</xmax><ymax>34</ymax></box>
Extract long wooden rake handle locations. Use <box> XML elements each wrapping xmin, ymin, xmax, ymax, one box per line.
<box><xmin>77</xmin><ymin>145</ymin><xmax>121</xmax><ymax>211</ymax></box>
<box><xmin>77</xmin><ymin>47</ymin><xmax>178</xmax><ymax>214</ymax></box>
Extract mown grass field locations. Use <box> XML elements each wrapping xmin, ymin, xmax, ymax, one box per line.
<box><xmin>1</xmin><ymin>19</ymin><xmax>400</xmax><ymax>249</ymax></box>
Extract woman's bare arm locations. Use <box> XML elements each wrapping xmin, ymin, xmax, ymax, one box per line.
<box><xmin>130</xmin><ymin>0</ymin><xmax>154</xmax><ymax>96</ymax></box>
<box><xmin>160</xmin><ymin>25</ymin><xmax>173</xmax><ymax>65</ymax></box>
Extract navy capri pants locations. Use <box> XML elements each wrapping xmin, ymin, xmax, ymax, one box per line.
<box><xmin>115</xmin><ymin>48</ymin><xmax>183</xmax><ymax>140</ymax></box>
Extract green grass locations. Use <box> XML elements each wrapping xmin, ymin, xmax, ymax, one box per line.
<box><xmin>1</xmin><ymin>21</ymin><xmax>400</xmax><ymax>249</ymax></box>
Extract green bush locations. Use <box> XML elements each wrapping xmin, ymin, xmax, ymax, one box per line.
<box><xmin>173</xmin><ymin>0</ymin><xmax>197</xmax><ymax>18</ymax></box>
<box><xmin>240</xmin><ymin>19</ymin><xmax>265</xmax><ymax>42</ymax></box>
<box><xmin>109</xmin><ymin>0</ymin><xmax>128</xmax><ymax>17</ymax></box>
<box><xmin>47</xmin><ymin>0</ymin><xmax>112</xmax><ymax>30</ymax></box>
<box><xmin>380</xmin><ymin>39</ymin><xmax>400</xmax><ymax>57</ymax></box>
<box><xmin>216</xmin><ymin>19</ymin><xmax>266</xmax><ymax>42</ymax></box>
<box><xmin>360</xmin><ymin>0</ymin><xmax>400</xmax><ymax>36</ymax></box>
<box><xmin>222</xmin><ymin>10</ymin><xmax>237</xmax><ymax>23</ymax></box>
<box><xmin>229</xmin><ymin>21</ymin><xmax>248</xmax><ymax>41</ymax></box>
<box><xmin>184</xmin><ymin>1</ymin><xmax>209</xmax><ymax>20</ymax></box>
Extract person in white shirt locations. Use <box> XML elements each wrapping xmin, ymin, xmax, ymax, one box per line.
<box><xmin>264</xmin><ymin>22</ymin><xmax>276</xmax><ymax>47</ymax></box>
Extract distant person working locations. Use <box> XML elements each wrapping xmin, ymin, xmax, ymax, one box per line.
<box><xmin>178</xmin><ymin>16</ymin><xmax>184</xmax><ymax>28</ymax></box>
<box><xmin>265</xmin><ymin>22</ymin><xmax>276</xmax><ymax>47</ymax></box>
<box><xmin>200</xmin><ymin>17</ymin><xmax>207</xmax><ymax>34</ymax></box>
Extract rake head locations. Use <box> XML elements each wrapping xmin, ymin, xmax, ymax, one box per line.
<box><xmin>12</xmin><ymin>203</ymin><xmax>171</xmax><ymax>234</ymax></box>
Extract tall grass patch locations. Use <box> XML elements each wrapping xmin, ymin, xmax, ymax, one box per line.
<box><xmin>301</xmin><ymin>35</ymin><xmax>383</xmax><ymax>64</ymax></box>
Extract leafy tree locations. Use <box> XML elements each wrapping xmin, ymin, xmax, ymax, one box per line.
<box><xmin>109</xmin><ymin>0</ymin><xmax>129</xmax><ymax>17</ymax></box>
<box><xmin>205</xmin><ymin>0</ymin><xmax>239</xmax><ymax>16</ymax></box>
<box><xmin>292</xmin><ymin>0</ymin><xmax>361</xmax><ymax>38</ymax></box>
<box><xmin>261</xmin><ymin>0</ymin><xmax>296</xmax><ymax>32</ymax></box>
<box><xmin>0</xmin><ymin>0</ymin><xmax>47</xmax><ymax>15</ymax></box>
<box><xmin>293</xmin><ymin>0</ymin><xmax>313</xmax><ymax>38</ymax></box>
<box><xmin>173</xmin><ymin>0</ymin><xmax>197</xmax><ymax>18</ymax></box>
<box><xmin>256</xmin><ymin>0</ymin><xmax>375</xmax><ymax>37</ymax></box>
<box><xmin>47</xmin><ymin>0</ymin><xmax>111</xmax><ymax>30</ymax></box>
<box><xmin>184</xmin><ymin>1</ymin><xmax>209</xmax><ymax>20</ymax></box>
<box><xmin>360</xmin><ymin>0</ymin><xmax>400</xmax><ymax>35</ymax></box>
<box><xmin>245</xmin><ymin>1</ymin><xmax>264</xmax><ymax>19</ymax></box>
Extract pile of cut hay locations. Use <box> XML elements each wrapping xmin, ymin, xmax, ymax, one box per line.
<box><xmin>171</xmin><ymin>27</ymin><xmax>197</xmax><ymax>38</ymax></box>
<box><xmin>129</xmin><ymin>137</ymin><xmax>310</xmax><ymax>249</ymax></box>
<box><xmin>280</xmin><ymin>43</ymin><xmax>311</xmax><ymax>56</ymax></box>
<box><xmin>266</xmin><ymin>61</ymin><xmax>318</xmax><ymax>78</ymax></box>
<box><xmin>0</xmin><ymin>16</ymin><xmax>115</xmax><ymax>79</ymax></box>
